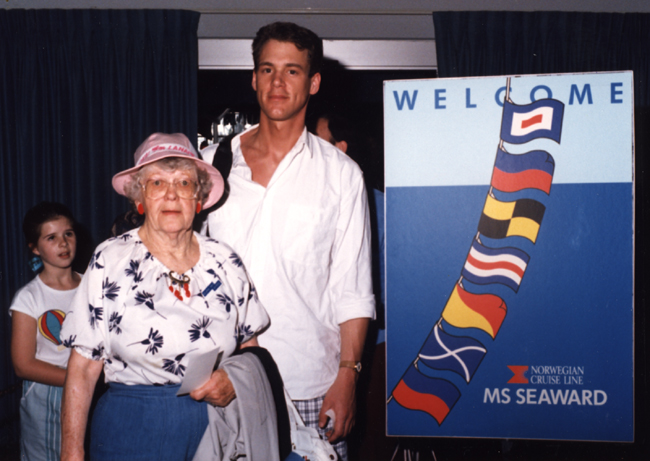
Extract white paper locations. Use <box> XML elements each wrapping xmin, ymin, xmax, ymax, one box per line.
<box><xmin>176</xmin><ymin>348</ymin><xmax>222</xmax><ymax>396</ymax></box>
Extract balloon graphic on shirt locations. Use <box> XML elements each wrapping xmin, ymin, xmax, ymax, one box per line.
<box><xmin>38</xmin><ymin>310</ymin><xmax>66</xmax><ymax>346</ymax></box>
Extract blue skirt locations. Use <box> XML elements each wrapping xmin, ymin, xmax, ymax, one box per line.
<box><xmin>90</xmin><ymin>383</ymin><xmax>208</xmax><ymax>461</ymax></box>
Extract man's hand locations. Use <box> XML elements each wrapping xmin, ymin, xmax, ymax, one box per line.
<box><xmin>190</xmin><ymin>369</ymin><xmax>236</xmax><ymax>407</ymax></box>
<box><xmin>318</xmin><ymin>317</ymin><xmax>369</xmax><ymax>442</ymax></box>
<box><xmin>318</xmin><ymin>367</ymin><xmax>358</xmax><ymax>442</ymax></box>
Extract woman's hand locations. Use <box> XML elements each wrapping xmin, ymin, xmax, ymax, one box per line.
<box><xmin>190</xmin><ymin>369</ymin><xmax>236</xmax><ymax>406</ymax></box>
<box><xmin>189</xmin><ymin>337</ymin><xmax>261</xmax><ymax>406</ymax></box>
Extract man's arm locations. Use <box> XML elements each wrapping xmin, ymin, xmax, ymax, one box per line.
<box><xmin>319</xmin><ymin>317</ymin><xmax>369</xmax><ymax>441</ymax></box>
<box><xmin>319</xmin><ymin>158</ymin><xmax>375</xmax><ymax>442</ymax></box>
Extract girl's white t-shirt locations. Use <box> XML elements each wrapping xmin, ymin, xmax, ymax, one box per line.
<box><xmin>9</xmin><ymin>274</ymin><xmax>79</xmax><ymax>369</ymax></box>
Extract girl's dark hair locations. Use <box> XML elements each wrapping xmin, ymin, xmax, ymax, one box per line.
<box><xmin>22</xmin><ymin>202</ymin><xmax>75</xmax><ymax>248</ymax></box>
<box><xmin>252</xmin><ymin>22</ymin><xmax>323</xmax><ymax>76</ymax></box>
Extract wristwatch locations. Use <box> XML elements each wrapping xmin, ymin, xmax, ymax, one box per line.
<box><xmin>339</xmin><ymin>361</ymin><xmax>362</xmax><ymax>373</ymax></box>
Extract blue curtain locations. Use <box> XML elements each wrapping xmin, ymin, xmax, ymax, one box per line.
<box><xmin>433</xmin><ymin>12</ymin><xmax>650</xmax><ymax>105</ymax></box>
<box><xmin>433</xmin><ymin>11</ymin><xmax>648</xmax><ymax>455</ymax></box>
<box><xmin>0</xmin><ymin>9</ymin><xmax>199</xmax><ymax>447</ymax></box>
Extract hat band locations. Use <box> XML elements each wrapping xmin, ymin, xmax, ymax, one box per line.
<box><xmin>138</xmin><ymin>144</ymin><xmax>197</xmax><ymax>166</ymax></box>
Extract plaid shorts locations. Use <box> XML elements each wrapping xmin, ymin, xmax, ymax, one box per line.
<box><xmin>294</xmin><ymin>395</ymin><xmax>348</xmax><ymax>461</ymax></box>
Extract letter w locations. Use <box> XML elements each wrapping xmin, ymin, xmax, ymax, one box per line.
<box><xmin>550</xmin><ymin>389</ymin><xmax>569</xmax><ymax>404</ymax></box>
<box><xmin>394</xmin><ymin>90</ymin><xmax>418</xmax><ymax>110</ymax></box>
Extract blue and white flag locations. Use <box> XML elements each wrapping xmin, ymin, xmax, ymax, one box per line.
<box><xmin>500</xmin><ymin>99</ymin><xmax>564</xmax><ymax>144</ymax></box>
<box><xmin>418</xmin><ymin>324</ymin><xmax>487</xmax><ymax>383</ymax></box>
<box><xmin>461</xmin><ymin>239</ymin><xmax>531</xmax><ymax>292</ymax></box>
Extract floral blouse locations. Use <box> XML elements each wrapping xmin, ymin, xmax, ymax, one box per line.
<box><xmin>60</xmin><ymin>229</ymin><xmax>269</xmax><ymax>385</ymax></box>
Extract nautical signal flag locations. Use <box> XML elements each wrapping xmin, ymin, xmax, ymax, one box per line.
<box><xmin>500</xmin><ymin>99</ymin><xmax>564</xmax><ymax>144</ymax></box>
<box><xmin>491</xmin><ymin>147</ymin><xmax>555</xmax><ymax>194</ymax></box>
<box><xmin>392</xmin><ymin>363</ymin><xmax>461</xmax><ymax>425</ymax></box>
<box><xmin>461</xmin><ymin>239</ymin><xmax>530</xmax><ymax>292</ymax></box>
<box><xmin>418</xmin><ymin>324</ymin><xmax>487</xmax><ymax>383</ymax></box>
<box><xmin>442</xmin><ymin>283</ymin><xmax>507</xmax><ymax>338</ymax></box>
<box><xmin>478</xmin><ymin>195</ymin><xmax>545</xmax><ymax>243</ymax></box>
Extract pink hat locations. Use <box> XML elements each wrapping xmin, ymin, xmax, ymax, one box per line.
<box><xmin>112</xmin><ymin>133</ymin><xmax>224</xmax><ymax>209</ymax></box>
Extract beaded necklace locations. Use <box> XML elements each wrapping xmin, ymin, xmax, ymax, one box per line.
<box><xmin>168</xmin><ymin>271</ymin><xmax>190</xmax><ymax>301</ymax></box>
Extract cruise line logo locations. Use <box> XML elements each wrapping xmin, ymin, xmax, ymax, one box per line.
<box><xmin>483</xmin><ymin>365</ymin><xmax>606</xmax><ymax>407</ymax></box>
<box><xmin>507</xmin><ymin>366</ymin><xmax>529</xmax><ymax>384</ymax></box>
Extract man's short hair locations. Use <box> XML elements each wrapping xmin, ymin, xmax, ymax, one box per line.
<box><xmin>252</xmin><ymin>22</ymin><xmax>323</xmax><ymax>76</ymax></box>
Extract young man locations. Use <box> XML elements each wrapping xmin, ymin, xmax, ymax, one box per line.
<box><xmin>204</xmin><ymin>22</ymin><xmax>375</xmax><ymax>459</ymax></box>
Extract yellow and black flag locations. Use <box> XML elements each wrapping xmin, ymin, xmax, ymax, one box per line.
<box><xmin>477</xmin><ymin>195</ymin><xmax>545</xmax><ymax>243</ymax></box>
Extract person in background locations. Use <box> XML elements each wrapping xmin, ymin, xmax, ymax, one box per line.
<box><xmin>203</xmin><ymin>22</ymin><xmax>375</xmax><ymax>460</ymax></box>
<box><xmin>314</xmin><ymin>113</ymin><xmax>385</xmax><ymax>321</ymax></box>
<box><xmin>10</xmin><ymin>201</ymin><xmax>82</xmax><ymax>461</ymax></box>
<box><xmin>314</xmin><ymin>113</ymin><xmax>397</xmax><ymax>459</ymax></box>
<box><xmin>60</xmin><ymin>133</ymin><xmax>269</xmax><ymax>461</ymax></box>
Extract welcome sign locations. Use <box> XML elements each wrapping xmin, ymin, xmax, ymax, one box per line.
<box><xmin>384</xmin><ymin>72</ymin><xmax>634</xmax><ymax>441</ymax></box>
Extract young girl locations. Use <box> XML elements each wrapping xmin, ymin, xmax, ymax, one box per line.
<box><xmin>10</xmin><ymin>202</ymin><xmax>82</xmax><ymax>461</ymax></box>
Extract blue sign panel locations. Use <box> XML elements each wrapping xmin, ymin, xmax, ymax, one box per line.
<box><xmin>385</xmin><ymin>72</ymin><xmax>634</xmax><ymax>441</ymax></box>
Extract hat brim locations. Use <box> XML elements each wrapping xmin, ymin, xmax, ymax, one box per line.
<box><xmin>112</xmin><ymin>150</ymin><xmax>225</xmax><ymax>209</ymax></box>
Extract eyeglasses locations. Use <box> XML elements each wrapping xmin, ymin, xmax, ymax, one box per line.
<box><xmin>142</xmin><ymin>179</ymin><xmax>199</xmax><ymax>200</ymax></box>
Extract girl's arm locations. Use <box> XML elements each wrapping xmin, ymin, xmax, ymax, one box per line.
<box><xmin>61</xmin><ymin>349</ymin><xmax>103</xmax><ymax>461</ymax></box>
<box><xmin>11</xmin><ymin>311</ymin><xmax>67</xmax><ymax>387</ymax></box>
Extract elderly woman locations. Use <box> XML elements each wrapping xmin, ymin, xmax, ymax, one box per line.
<box><xmin>60</xmin><ymin>133</ymin><xmax>269</xmax><ymax>461</ymax></box>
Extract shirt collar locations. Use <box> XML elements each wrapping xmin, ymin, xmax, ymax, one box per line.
<box><xmin>232</xmin><ymin>124</ymin><xmax>313</xmax><ymax>168</ymax></box>
<box><xmin>287</xmin><ymin>126</ymin><xmax>312</xmax><ymax>161</ymax></box>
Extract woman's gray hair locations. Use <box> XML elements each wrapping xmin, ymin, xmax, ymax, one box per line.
<box><xmin>122</xmin><ymin>158</ymin><xmax>213</xmax><ymax>205</ymax></box>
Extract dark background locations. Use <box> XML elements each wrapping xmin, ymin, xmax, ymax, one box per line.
<box><xmin>197</xmin><ymin>66</ymin><xmax>439</xmax><ymax>193</ymax></box>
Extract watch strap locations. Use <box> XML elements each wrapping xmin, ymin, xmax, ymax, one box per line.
<box><xmin>339</xmin><ymin>361</ymin><xmax>362</xmax><ymax>373</ymax></box>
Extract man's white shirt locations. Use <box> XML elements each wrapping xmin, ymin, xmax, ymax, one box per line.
<box><xmin>203</xmin><ymin>126</ymin><xmax>375</xmax><ymax>399</ymax></box>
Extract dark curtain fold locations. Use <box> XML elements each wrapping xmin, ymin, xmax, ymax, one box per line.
<box><xmin>0</xmin><ymin>9</ymin><xmax>199</xmax><ymax>446</ymax></box>
<box><xmin>433</xmin><ymin>11</ymin><xmax>648</xmax><ymax>454</ymax></box>
<box><xmin>433</xmin><ymin>12</ymin><xmax>650</xmax><ymax>107</ymax></box>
